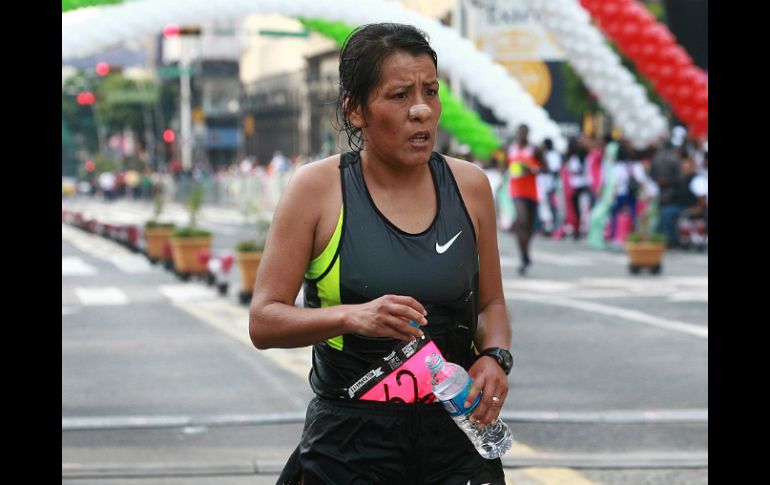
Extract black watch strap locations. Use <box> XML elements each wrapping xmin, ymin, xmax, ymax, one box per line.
<box><xmin>478</xmin><ymin>347</ymin><xmax>513</xmax><ymax>375</ymax></box>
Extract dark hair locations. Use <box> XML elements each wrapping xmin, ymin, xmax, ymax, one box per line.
<box><xmin>543</xmin><ymin>138</ymin><xmax>553</xmax><ymax>150</ymax></box>
<box><xmin>336</xmin><ymin>23</ymin><xmax>438</xmax><ymax>151</ymax></box>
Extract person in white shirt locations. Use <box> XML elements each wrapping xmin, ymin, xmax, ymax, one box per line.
<box><xmin>537</xmin><ymin>138</ymin><xmax>562</xmax><ymax>235</ymax></box>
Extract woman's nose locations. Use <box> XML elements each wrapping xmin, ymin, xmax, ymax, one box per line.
<box><xmin>409</xmin><ymin>103</ymin><xmax>432</xmax><ymax>120</ymax></box>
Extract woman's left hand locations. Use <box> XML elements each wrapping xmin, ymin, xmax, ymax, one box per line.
<box><xmin>464</xmin><ymin>356</ymin><xmax>509</xmax><ymax>427</ymax></box>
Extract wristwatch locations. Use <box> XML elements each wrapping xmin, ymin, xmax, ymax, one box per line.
<box><xmin>478</xmin><ymin>347</ymin><xmax>513</xmax><ymax>375</ymax></box>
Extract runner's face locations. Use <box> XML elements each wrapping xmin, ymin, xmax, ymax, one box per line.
<box><xmin>350</xmin><ymin>52</ymin><xmax>441</xmax><ymax>168</ymax></box>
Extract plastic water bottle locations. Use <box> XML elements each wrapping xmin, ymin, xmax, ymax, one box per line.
<box><xmin>425</xmin><ymin>353</ymin><xmax>512</xmax><ymax>459</ymax></box>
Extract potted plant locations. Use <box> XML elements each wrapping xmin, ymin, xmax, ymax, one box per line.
<box><xmin>169</xmin><ymin>185</ymin><xmax>213</xmax><ymax>280</ymax></box>
<box><xmin>143</xmin><ymin>195</ymin><xmax>176</xmax><ymax>263</ymax></box>
<box><xmin>625</xmin><ymin>201</ymin><xmax>666</xmax><ymax>275</ymax></box>
<box><xmin>236</xmin><ymin>218</ymin><xmax>270</xmax><ymax>305</ymax></box>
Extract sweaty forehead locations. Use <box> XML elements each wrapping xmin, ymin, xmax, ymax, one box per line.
<box><xmin>377</xmin><ymin>52</ymin><xmax>437</xmax><ymax>85</ymax></box>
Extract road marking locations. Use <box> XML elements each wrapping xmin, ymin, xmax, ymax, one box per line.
<box><xmin>62</xmin><ymin>257</ymin><xmax>98</xmax><ymax>276</ymax></box>
<box><xmin>62</xmin><ymin>306</ymin><xmax>80</xmax><ymax>315</ymax></box>
<box><xmin>74</xmin><ymin>287</ymin><xmax>129</xmax><ymax>306</ymax></box>
<box><xmin>61</xmin><ymin>408</ymin><xmax>707</xmax><ymax>430</ymax></box>
<box><xmin>505</xmin><ymin>442</ymin><xmax>600</xmax><ymax>485</ymax></box>
<box><xmin>503</xmin><ymin>277</ymin><xmax>708</xmax><ymax>302</ymax></box>
<box><xmin>108</xmin><ymin>254</ymin><xmax>152</xmax><ymax>273</ymax></box>
<box><xmin>63</xmin><ymin>224</ymin><xmax>150</xmax><ymax>274</ymax></box>
<box><xmin>159</xmin><ymin>285</ymin><xmax>218</xmax><ymax>302</ymax></box>
<box><xmin>171</xmin><ymin>299</ymin><xmax>310</xmax><ymax>409</ymax></box>
<box><xmin>501</xmin><ymin>254</ymin><xmax>592</xmax><ymax>268</ymax></box>
<box><xmin>504</xmin><ymin>289</ymin><xmax>707</xmax><ymax>339</ymax></box>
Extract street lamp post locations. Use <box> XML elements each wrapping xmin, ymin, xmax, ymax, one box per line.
<box><xmin>179</xmin><ymin>39</ymin><xmax>193</xmax><ymax>172</ymax></box>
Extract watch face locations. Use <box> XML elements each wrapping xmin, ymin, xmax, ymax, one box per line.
<box><xmin>484</xmin><ymin>348</ymin><xmax>512</xmax><ymax>373</ymax></box>
<box><xmin>501</xmin><ymin>351</ymin><xmax>513</xmax><ymax>370</ymax></box>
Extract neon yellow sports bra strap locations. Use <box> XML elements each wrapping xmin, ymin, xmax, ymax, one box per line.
<box><xmin>305</xmin><ymin>205</ymin><xmax>344</xmax><ymax>280</ymax></box>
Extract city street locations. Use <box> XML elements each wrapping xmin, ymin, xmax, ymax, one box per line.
<box><xmin>62</xmin><ymin>197</ymin><xmax>708</xmax><ymax>484</ymax></box>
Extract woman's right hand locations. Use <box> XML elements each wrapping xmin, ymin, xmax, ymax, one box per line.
<box><xmin>343</xmin><ymin>295</ymin><xmax>428</xmax><ymax>341</ymax></box>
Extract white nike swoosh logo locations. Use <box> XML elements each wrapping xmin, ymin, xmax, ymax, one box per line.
<box><xmin>436</xmin><ymin>231</ymin><xmax>462</xmax><ymax>254</ymax></box>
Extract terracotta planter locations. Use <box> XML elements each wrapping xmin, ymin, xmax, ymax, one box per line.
<box><xmin>626</xmin><ymin>241</ymin><xmax>666</xmax><ymax>274</ymax></box>
<box><xmin>144</xmin><ymin>227</ymin><xmax>175</xmax><ymax>261</ymax></box>
<box><xmin>237</xmin><ymin>251</ymin><xmax>262</xmax><ymax>304</ymax></box>
<box><xmin>170</xmin><ymin>236</ymin><xmax>213</xmax><ymax>275</ymax></box>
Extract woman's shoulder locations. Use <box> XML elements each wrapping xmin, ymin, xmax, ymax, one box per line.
<box><xmin>440</xmin><ymin>154</ymin><xmax>491</xmax><ymax>194</ymax></box>
<box><xmin>288</xmin><ymin>155</ymin><xmax>342</xmax><ymax>191</ymax></box>
<box><xmin>441</xmin><ymin>154</ymin><xmax>485</xmax><ymax>177</ymax></box>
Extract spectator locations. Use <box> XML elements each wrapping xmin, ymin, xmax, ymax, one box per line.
<box><xmin>565</xmin><ymin>137</ymin><xmax>592</xmax><ymax>240</ymax></box>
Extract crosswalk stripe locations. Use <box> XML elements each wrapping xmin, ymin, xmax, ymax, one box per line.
<box><xmin>62</xmin><ymin>257</ymin><xmax>98</xmax><ymax>276</ymax></box>
<box><xmin>159</xmin><ymin>285</ymin><xmax>218</xmax><ymax>302</ymax></box>
<box><xmin>108</xmin><ymin>254</ymin><xmax>153</xmax><ymax>273</ymax></box>
<box><xmin>74</xmin><ymin>287</ymin><xmax>129</xmax><ymax>306</ymax></box>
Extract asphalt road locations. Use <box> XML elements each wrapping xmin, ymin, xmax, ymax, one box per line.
<box><xmin>62</xmin><ymin>196</ymin><xmax>708</xmax><ymax>484</ymax></box>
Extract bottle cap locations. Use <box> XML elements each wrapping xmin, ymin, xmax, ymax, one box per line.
<box><xmin>425</xmin><ymin>353</ymin><xmax>443</xmax><ymax>371</ymax></box>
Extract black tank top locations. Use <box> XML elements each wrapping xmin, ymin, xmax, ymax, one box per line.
<box><xmin>303</xmin><ymin>151</ymin><xmax>480</xmax><ymax>399</ymax></box>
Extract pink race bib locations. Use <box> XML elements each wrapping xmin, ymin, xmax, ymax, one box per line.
<box><xmin>346</xmin><ymin>335</ymin><xmax>443</xmax><ymax>404</ymax></box>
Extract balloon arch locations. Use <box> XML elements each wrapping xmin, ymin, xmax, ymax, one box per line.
<box><xmin>64</xmin><ymin>0</ymin><xmax>701</xmax><ymax>151</ymax></box>
<box><xmin>63</xmin><ymin>0</ymin><xmax>565</xmax><ymax>154</ymax></box>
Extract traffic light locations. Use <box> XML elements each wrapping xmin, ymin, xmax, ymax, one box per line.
<box><xmin>163</xmin><ymin>129</ymin><xmax>176</xmax><ymax>143</ymax></box>
<box><xmin>179</xmin><ymin>26</ymin><xmax>202</xmax><ymax>36</ymax></box>
<box><xmin>163</xmin><ymin>23</ymin><xmax>180</xmax><ymax>38</ymax></box>
<box><xmin>163</xmin><ymin>24</ymin><xmax>201</xmax><ymax>37</ymax></box>
<box><xmin>77</xmin><ymin>92</ymin><xmax>96</xmax><ymax>106</ymax></box>
<box><xmin>96</xmin><ymin>62</ymin><xmax>110</xmax><ymax>77</ymax></box>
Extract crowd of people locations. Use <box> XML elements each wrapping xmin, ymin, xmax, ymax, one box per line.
<box><xmin>474</xmin><ymin>124</ymin><xmax>708</xmax><ymax>273</ymax></box>
<box><xmin>73</xmin><ymin>125</ymin><xmax>709</xmax><ymax>267</ymax></box>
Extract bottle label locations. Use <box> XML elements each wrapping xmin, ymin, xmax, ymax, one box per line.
<box><xmin>440</xmin><ymin>379</ymin><xmax>481</xmax><ymax>417</ymax></box>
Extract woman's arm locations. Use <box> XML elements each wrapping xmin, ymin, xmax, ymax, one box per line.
<box><xmin>446</xmin><ymin>157</ymin><xmax>512</xmax><ymax>427</ymax></box>
<box><xmin>248</xmin><ymin>158</ymin><xmax>427</xmax><ymax>350</ymax></box>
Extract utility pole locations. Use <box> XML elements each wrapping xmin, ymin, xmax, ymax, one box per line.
<box><xmin>179</xmin><ymin>40</ymin><xmax>193</xmax><ymax>171</ymax></box>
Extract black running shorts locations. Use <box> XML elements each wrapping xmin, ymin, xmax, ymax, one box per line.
<box><xmin>277</xmin><ymin>396</ymin><xmax>505</xmax><ymax>485</ymax></box>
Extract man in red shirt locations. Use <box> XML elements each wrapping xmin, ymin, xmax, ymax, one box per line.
<box><xmin>506</xmin><ymin>124</ymin><xmax>546</xmax><ymax>275</ymax></box>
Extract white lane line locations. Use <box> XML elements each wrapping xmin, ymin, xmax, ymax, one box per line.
<box><xmin>62</xmin><ymin>306</ymin><xmax>80</xmax><ymax>315</ymax></box>
<box><xmin>159</xmin><ymin>285</ymin><xmax>218</xmax><ymax>302</ymax></box>
<box><xmin>501</xmin><ymin>253</ymin><xmax>592</xmax><ymax>268</ymax></box>
<box><xmin>505</xmin><ymin>290</ymin><xmax>707</xmax><ymax>339</ymax></box>
<box><xmin>108</xmin><ymin>254</ymin><xmax>153</xmax><ymax>273</ymax></box>
<box><xmin>61</xmin><ymin>408</ymin><xmax>707</xmax><ymax>430</ymax></box>
<box><xmin>62</xmin><ymin>257</ymin><xmax>98</xmax><ymax>276</ymax></box>
<box><xmin>502</xmin><ymin>277</ymin><xmax>708</xmax><ymax>301</ymax></box>
<box><xmin>63</xmin><ymin>224</ymin><xmax>149</xmax><ymax>274</ymax></box>
<box><xmin>74</xmin><ymin>287</ymin><xmax>129</xmax><ymax>306</ymax></box>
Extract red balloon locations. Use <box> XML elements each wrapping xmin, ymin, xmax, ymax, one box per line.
<box><xmin>646</xmin><ymin>24</ymin><xmax>675</xmax><ymax>47</ymax></box>
<box><xmin>617</xmin><ymin>22</ymin><xmax>641</xmax><ymax>44</ymax></box>
<box><xmin>600</xmin><ymin>1</ymin><xmax>624</xmax><ymax>22</ymax></box>
<box><xmin>580</xmin><ymin>0</ymin><xmax>603</xmax><ymax>13</ymax></box>
<box><xmin>622</xmin><ymin>2</ymin><xmax>655</xmax><ymax>28</ymax></box>
<box><xmin>604</xmin><ymin>20</ymin><xmax>624</xmax><ymax>39</ymax></box>
<box><xmin>672</xmin><ymin>82</ymin><xmax>694</xmax><ymax>104</ymax></box>
<box><xmin>692</xmin><ymin>89</ymin><xmax>708</xmax><ymax>109</ymax></box>
<box><xmin>690</xmin><ymin>118</ymin><xmax>708</xmax><ymax>137</ymax></box>
<box><xmin>693</xmin><ymin>109</ymin><xmax>708</xmax><ymax>124</ymax></box>
<box><xmin>675</xmin><ymin>103</ymin><xmax>696</xmax><ymax>123</ymax></box>
<box><xmin>659</xmin><ymin>81</ymin><xmax>679</xmax><ymax>100</ymax></box>
<box><xmin>657</xmin><ymin>63</ymin><xmax>676</xmax><ymax>81</ymax></box>
<box><xmin>637</xmin><ymin>60</ymin><xmax>660</xmax><ymax>79</ymax></box>
<box><xmin>677</xmin><ymin>67</ymin><xmax>701</xmax><ymax>88</ymax></box>
<box><xmin>624</xmin><ymin>40</ymin><xmax>644</xmax><ymax>58</ymax></box>
<box><xmin>671</xmin><ymin>46</ymin><xmax>693</xmax><ymax>68</ymax></box>
<box><xmin>638</xmin><ymin>42</ymin><xmax>659</xmax><ymax>63</ymax></box>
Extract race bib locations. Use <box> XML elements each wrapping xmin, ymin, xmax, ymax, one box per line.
<box><xmin>509</xmin><ymin>161</ymin><xmax>527</xmax><ymax>178</ymax></box>
<box><xmin>346</xmin><ymin>334</ymin><xmax>443</xmax><ymax>404</ymax></box>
